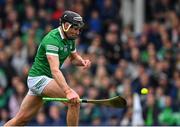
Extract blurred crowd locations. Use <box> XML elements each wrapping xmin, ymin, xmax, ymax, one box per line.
<box><xmin>0</xmin><ymin>0</ymin><xmax>180</xmax><ymax>126</ymax></box>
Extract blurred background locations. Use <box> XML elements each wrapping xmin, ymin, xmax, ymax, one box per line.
<box><xmin>0</xmin><ymin>0</ymin><xmax>180</xmax><ymax>126</ymax></box>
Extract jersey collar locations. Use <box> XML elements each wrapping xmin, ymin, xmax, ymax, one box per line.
<box><xmin>58</xmin><ymin>26</ymin><xmax>65</xmax><ymax>39</ymax></box>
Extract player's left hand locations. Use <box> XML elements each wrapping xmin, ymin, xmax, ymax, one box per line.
<box><xmin>82</xmin><ymin>59</ymin><xmax>91</xmax><ymax>69</ymax></box>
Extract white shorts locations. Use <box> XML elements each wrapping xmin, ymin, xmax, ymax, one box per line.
<box><xmin>27</xmin><ymin>75</ymin><xmax>53</xmax><ymax>96</ymax></box>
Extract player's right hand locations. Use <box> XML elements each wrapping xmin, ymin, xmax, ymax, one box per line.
<box><xmin>65</xmin><ymin>88</ymin><xmax>80</xmax><ymax>104</ymax></box>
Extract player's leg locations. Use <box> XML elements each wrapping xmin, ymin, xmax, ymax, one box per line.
<box><xmin>4</xmin><ymin>95</ymin><xmax>43</xmax><ymax>126</ymax></box>
<box><xmin>42</xmin><ymin>79</ymin><xmax>80</xmax><ymax>126</ymax></box>
<box><xmin>66</xmin><ymin>103</ymin><xmax>80</xmax><ymax>126</ymax></box>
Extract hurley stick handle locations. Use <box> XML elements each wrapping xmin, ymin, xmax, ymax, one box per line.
<box><xmin>43</xmin><ymin>97</ymin><xmax>84</xmax><ymax>103</ymax></box>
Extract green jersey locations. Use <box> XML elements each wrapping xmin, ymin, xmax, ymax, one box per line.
<box><xmin>29</xmin><ymin>27</ymin><xmax>76</xmax><ymax>78</ymax></box>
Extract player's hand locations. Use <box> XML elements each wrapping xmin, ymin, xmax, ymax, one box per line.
<box><xmin>82</xmin><ymin>59</ymin><xmax>91</xmax><ymax>69</ymax></box>
<box><xmin>65</xmin><ymin>89</ymin><xmax>80</xmax><ymax>104</ymax></box>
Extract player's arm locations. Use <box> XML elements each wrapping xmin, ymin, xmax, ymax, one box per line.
<box><xmin>69</xmin><ymin>52</ymin><xmax>84</xmax><ymax>66</ymax></box>
<box><xmin>45</xmin><ymin>40</ymin><xmax>80</xmax><ymax>101</ymax></box>
<box><xmin>69</xmin><ymin>52</ymin><xmax>91</xmax><ymax>69</ymax></box>
<box><xmin>47</xmin><ymin>55</ymin><xmax>70</xmax><ymax>92</ymax></box>
<box><xmin>47</xmin><ymin>54</ymin><xmax>79</xmax><ymax>101</ymax></box>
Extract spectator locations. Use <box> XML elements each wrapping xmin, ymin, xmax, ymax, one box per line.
<box><xmin>8</xmin><ymin>79</ymin><xmax>27</xmax><ymax>118</ymax></box>
<box><xmin>48</xmin><ymin>104</ymin><xmax>65</xmax><ymax>125</ymax></box>
<box><xmin>143</xmin><ymin>94</ymin><xmax>160</xmax><ymax>125</ymax></box>
<box><xmin>158</xmin><ymin>96</ymin><xmax>176</xmax><ymax>125</ymax></box>
<box><xmin>0</xmin><ymin>108</ymin><xmax>10</xmax><ymax>125</ymax></box>
<box><xmin>10</xmin><ymin>36</ymin><xmax>27</xmax><ymax>76</ymax></box>
<box><xmin>88</xmin><ymin>9</ymin><xmax>102</xmax><ymax>33</ymax></box>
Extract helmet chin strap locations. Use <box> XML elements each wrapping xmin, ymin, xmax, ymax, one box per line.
<box><xmin>62</xmin><ymin>23</ymin><xmax>77</xmax><ymax>40</ymax></box>
<box><xmin>62</xmin><ymin>23</ymin><xmax>72</xmax><ymax>32</ymax></box>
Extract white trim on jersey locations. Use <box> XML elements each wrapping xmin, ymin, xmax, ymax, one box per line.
<box><xmin>46</xmin><ymin>45</ymin><xmax>59</xmax><ymax>51</ymax></box>
<box><xmin>46</xmin><ymin>52</ymin><xmax>59</xmax><ymax>56</ymax></box>
<box><xmin>71</xmin><ymin>48</ymin><xmax>77</xmax><ymax>53</ymax></box>
<box><xmin>58</xmin><ymin>26</ymin><xmax>65</xmax><ymax>39</ymax></box>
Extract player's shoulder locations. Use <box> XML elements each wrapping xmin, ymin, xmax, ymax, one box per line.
<box><xmin>42</xmin><ymin>28</ymin><xmax>61</xmax><ymax>45</ymax></box>
<box><xmin>45</xmin><ymin>28</ymin><xmax>60</xmax><ymax>39</ymax></box>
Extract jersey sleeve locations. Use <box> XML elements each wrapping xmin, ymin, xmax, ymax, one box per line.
<box><xmin>71</xmin><ymin>40</ymin><xmax>76</xmax><ymax>53</ymax></box>
<box><xmin>43</xmin><ymin>36</ymin><xmax>59</xmax><ymax>56</ymax></box>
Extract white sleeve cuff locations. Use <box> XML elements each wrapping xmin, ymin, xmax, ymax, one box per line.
<box><xmin>46</xmin><ymin>52</ymin><xmax>59</xmax><ymax>56</ymax></box>
<box><xmin>71</xmin><ymin>48</ymin><xmax>76</xmax><ymax>53</ymax></box>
